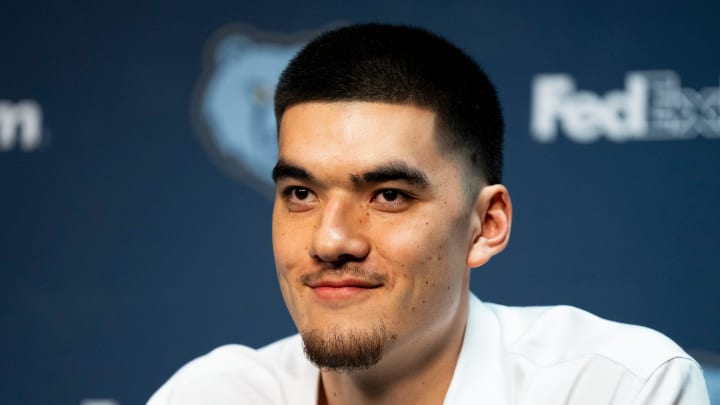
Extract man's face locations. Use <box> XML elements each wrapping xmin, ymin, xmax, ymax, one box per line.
<box><xmin>272</xmin><ymin>101</ymin><xmax>477</xmax><ymax>370</ymax></box>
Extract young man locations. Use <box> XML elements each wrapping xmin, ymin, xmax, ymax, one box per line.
<box><xmin>149</xmin><ymin>24</ymin><xmax>709</xmax><ymax>404</ymax></box>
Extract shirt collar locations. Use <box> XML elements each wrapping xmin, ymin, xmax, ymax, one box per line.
<box><xmin>444</xmin><ymin>292</ymin><xmax>510</xmax><ymax>404</ymax></box>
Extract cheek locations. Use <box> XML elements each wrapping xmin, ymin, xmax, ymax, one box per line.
<box><xmin>377</xmin><ymin>217</ymin><xmax>459</xmax><ymax>292</ymax></box>
<box><xmin>273</xmin><ymin>240</ymin><xmax>307</xmax><ymax>327</ymax></box>
<box><xmin>272</xmin><ymin>214</ymin><xmax>305</xmax><ymax>273</ymax></box>
<box><xmin>381</xmin><ymin>214</ymin><xmax>455</xmax><ymax>259</ymax></box>
<box><xmin>272</xmin><ymin>218</ymin><xmax>303</xmax><ymax>309</ymax></box>
<box><xmin>376</xmin><ymin>209</ymin><xmax>471</xmax><ymax>299</ymax></box>
<box><xmin>377</xmin><ymin>221</ymin><xmax>466</xmax><ymax>334</ymax></box>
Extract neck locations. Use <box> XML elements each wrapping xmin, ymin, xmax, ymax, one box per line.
<box><xmin>317</xmin><ymin>293</ymin><xmax>469</xmax><ymax>405</ymax></box>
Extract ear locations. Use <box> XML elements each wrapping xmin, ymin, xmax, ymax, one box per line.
<box><xmin>466</xmin><ymin>184</ymin><xmax>512</xmax><ymax>268</ymax></box>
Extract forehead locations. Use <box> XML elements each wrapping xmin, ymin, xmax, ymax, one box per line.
<box><xmin>278</xmin><ymin>101</ymin><xmax>443</xmax><ymax>165</ymax></box>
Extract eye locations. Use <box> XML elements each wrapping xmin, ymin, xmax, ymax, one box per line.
<box><xmin>371</xmin><ymin>189</ymin><xmax>413</xmax><ymax>212</ymax></box>
<box><xmin>379</xmin><ymin>190</ymin><xmax>400</xmax><ymax>202</ymax></box>
<box><xmin>280</xmin><ymin>186</ymin><xmax>318</xmax><ymax>211</ymax></box>
<box><xmin>291</xmin><ymin>187</ymin><xmax>311</xmax><ymax>200</ymax></box>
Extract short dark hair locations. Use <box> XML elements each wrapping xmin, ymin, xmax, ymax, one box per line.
<box><xmin>274</xmin><ymin>23</ymin><xmax>504</xmax><ymax>184</ymax></box>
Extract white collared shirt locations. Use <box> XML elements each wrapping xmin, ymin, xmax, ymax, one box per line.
<box><xmin>148</xmin><ymin>294</ymin><xmax>709</xmax><ymax>404</ymax></box>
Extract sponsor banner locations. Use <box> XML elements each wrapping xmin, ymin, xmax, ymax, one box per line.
<box><xmin>531</xmin><ymin>71</ymin><xmax>720</xmax><ymax>143</ymax></box>
<box><xmin>0</xmin><ymin>99</ymin><xmax>45</xmax><ymax>151</ymax></box>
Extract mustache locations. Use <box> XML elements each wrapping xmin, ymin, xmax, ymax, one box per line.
<box><xmin>300</xmin><ymin>264</ymin><xmax>388</xmax><ymax>286</ymax></box>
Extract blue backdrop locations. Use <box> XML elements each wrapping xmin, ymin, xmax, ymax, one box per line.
<box><xmin>1</xmin><ymin>1</ymin><xmax>718</xmax><ymax>403</ymax></box>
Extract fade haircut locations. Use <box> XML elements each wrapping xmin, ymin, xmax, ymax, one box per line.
<box><xmin>274</xmin><ymin>23</ymin><xmax>504</xmax><ymax>185</ymax></box>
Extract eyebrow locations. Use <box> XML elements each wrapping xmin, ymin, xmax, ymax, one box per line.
<box><xmin>272</xmin><ymin>159</ymin><xmax>430</xmax><ymax>189</ymax></box>
<box><xmin>272</xmin><ymin>159</ymin><xmax>317</xmax><ymax>184</ymax></box>
<box><xmin>351</xmin><ymin>161</ymin><xmax>430</xmax><ymax>188</ymax></box>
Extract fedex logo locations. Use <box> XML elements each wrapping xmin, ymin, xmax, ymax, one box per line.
<box><xmin>531</xmin><ymin>71</ymin><xmax>720</xmax><ymax>143</ymax></box>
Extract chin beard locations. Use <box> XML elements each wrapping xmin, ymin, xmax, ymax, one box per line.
<box><xmin>301</xmin><ymin>325</ymin><xmax>389</xmax><ymax>372</ymax></box>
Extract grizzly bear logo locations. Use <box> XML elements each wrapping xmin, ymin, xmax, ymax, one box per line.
<box><xmin>193</xmin><ymin>25</ymin><xmax>308</xmax><ymax>197</ymax></box>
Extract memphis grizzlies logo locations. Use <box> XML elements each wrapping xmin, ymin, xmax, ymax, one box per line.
<box><xmin>193</xmin><ymin>25</ymin><xmax>313</xmax><ymax>197</ymax></box>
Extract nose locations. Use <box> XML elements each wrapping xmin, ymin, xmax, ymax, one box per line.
<box><xmin>310</xmin><ymin>199</ymin><xmax>370</xmax><ymax>265</ymax></box>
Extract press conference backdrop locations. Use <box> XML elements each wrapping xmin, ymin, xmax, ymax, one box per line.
<box><xmin>1</xmin><ymin>1</ymin><xmax>719</xmax><ymax>403</ymax></box>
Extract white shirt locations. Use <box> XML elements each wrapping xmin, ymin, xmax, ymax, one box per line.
<box><xmin>148</xmin><ymin>294</ymin><xmax>709</xmax><ymax>404</ymax></box>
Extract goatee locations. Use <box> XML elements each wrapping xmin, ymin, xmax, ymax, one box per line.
<box><xmin>302</xmin><ymin>325</ymin><xmax>389</xmax><ymax>372</ymax></box>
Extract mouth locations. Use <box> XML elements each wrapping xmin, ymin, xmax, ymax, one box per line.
<box><xmin>307</xmin><ymin>278</ymin><xmax>383</xmax><ymax>302</ymax></box>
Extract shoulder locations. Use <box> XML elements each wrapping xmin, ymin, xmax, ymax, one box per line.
<box><xmin>470</xmin><ymin>299</ymin><xmax>709</xmax><ymax>404</ymax></box>
<box><xmin>484</xmin><ymin>302</ymin><xmax>695</xmax><ymax>379</ymax></box>
<box><xmin>147</xmin><ymin>335</ymin><xmax>316</xmax><ymax>405</ymax></box>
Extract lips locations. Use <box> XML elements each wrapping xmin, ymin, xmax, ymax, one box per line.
<box><xmin>307</xmin><ymin>278</ymin><xmax>382</xmax><ymax>302</ymax></box>
<box><xmin>307</xmin><ymin>278</ymin><xmax>382</xmax><ymax>289</ymax></box>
